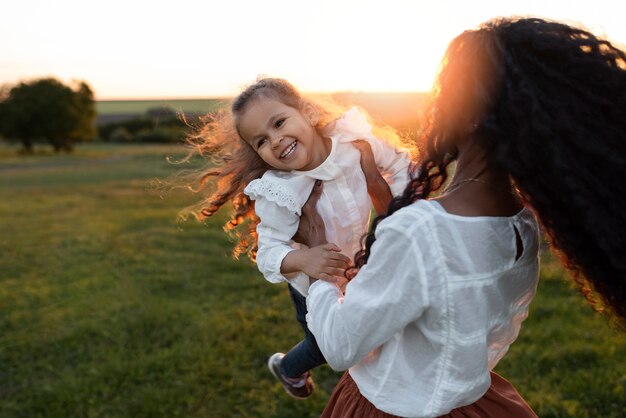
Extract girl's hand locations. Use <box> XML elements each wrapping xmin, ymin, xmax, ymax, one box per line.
<box><xmin>352</xmin><ymin>140</ymin><xmax>393</xmax><ymax>215</ymax></box>
<box><xmin>299</xmin><ymin>244</ymin><xmax>352</xmax><ymax>283</ymax></box>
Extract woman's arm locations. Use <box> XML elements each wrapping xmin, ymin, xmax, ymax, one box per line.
<box><xmin>353</xmin><ymin>140</ymin><xmax>393</xmax><ymax>215</ymax></box>
<box><xmin>295</xmin><ymin>189</ymin><xmax>430</xmax><ymax>369</ymax></box>
<box><xmin>269</xmin><ymin>180</ymin><xmax>350</xmax><ymax>283</ymax></box>
<box><xmin>305</xmin><ymin>222</ymin><xmax>430</xmax><ymax>370</ymax></box>
<box><xmin>331</xmin><ymin>107</ymin><xmax>410</xmax><ymax>197</ymax></box>
<box><xmin>292</xmin><ymin>180</ymin><xmax>328</xmax><ymax>248</ymax></box>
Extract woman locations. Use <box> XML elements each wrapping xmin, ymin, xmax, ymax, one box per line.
<box><xmin>300</xmin><ymin>17</ymin><xmax>626</xmax><ymax>417</ymax></box>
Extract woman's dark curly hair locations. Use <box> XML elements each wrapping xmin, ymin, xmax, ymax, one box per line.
<box><xmin>356</xmin><ymin>17</ymin><xmax>626</xmax><ymax>323</ymax></box>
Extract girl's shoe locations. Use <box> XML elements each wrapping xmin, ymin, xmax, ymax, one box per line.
<box><xmin>267</xmin><ymin>352</ymin><xmax>315</xmax><ymax>399</ymax></box>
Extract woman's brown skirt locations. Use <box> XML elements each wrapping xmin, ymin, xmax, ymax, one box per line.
<box><xmin>320</xmin><ymin>371</ymin><xmax>537</xmax><ymax>418</ymax></box>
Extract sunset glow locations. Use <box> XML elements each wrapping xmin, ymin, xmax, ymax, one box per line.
<box><xmin>2</xmin><ymin>0</ymin><xmax>626</xmax><ymax>99</ymax></box>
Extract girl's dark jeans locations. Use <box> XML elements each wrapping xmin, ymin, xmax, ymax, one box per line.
<box><xmin>279</xmin><ymin>284</ymin><xmax>327</xmax><ymax>378</ymax></box>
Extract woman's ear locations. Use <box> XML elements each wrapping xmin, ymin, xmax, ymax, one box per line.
<box><xmin>301</xmin><ymin>101</ymin><xmax>319</xmax><ymax>126</ymax></box>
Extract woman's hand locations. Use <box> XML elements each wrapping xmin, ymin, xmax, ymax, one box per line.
<box><xmin>352</xmin><ymin>140</ymin><xmax>393</xmax><ymax>216</ymax></box>
<box><xmin>281</xmin><ymin>244</ymin><xmax>352</xmax><ymax>283</ymax></box>
<box><xmin>298</xmin><ymin>244</ymin><xmax>352</xmax><ymax>283</ymax></box>
<box><xmin>293</xmin><ymin>180</ymin><xmax>328</xmax><ymax>247</ymax></box>
<box><xmin>292</xmin><ymin>180</ymin><xmax>352</xmax><ymax>284</ymax></box>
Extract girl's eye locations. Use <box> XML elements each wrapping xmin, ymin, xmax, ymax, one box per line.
<box><xmin>256</xmin><ymin>138</ymin><xmax>267</xmax><ymax>148</ymax></box>
<box><xmin>275</xmin><ymin>118</ymin><xmax>286</xmax><ymax>128</ymax></box>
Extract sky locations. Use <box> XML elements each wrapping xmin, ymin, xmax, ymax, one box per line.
<box><xmin>2</xmin><ymin>0</ymin><xmax>626</xmax><ymax>99</ymax></box>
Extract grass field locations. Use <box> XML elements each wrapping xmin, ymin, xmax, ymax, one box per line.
<box><xmin>0</xmin><ymin>143</ymin><xmax>625</xmax><ymax>418</ymax></box>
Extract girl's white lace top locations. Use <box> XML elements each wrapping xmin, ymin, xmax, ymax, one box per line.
<box><xmin>306</xmin><ymin>200</ymin><xmax>540</xmax><ymax>417</ymax></box>
<box><xmin>243</xmin><ymin>107</ymin><xmax>411</xmax><ymax>296</ymax></box>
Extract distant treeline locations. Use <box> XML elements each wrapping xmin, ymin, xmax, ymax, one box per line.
<box><xmin>97</xmin><ymin>106</ymin><xmax>198</xmax><ymax>143</ymax></box>
<box><xmin>0</xmin><ymin>77</ymin><xmax>427</xmax><ymax>153</ymax></box>
<box><xmin>96</xmin><ymin>99</ymin><xmax>228</xmax><ymax>143</ymax></box>
<box><xmin>96</xmin><ymin>93</ymin><xmax>428</xmax><ymax>144</ymax></box>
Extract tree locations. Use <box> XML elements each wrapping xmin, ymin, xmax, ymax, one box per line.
<box><xmin>0</xmin><ymin>78</ymin><xmax>96</xmax><ymax>153</ymax></box>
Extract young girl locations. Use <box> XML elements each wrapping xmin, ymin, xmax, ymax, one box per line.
<box><xmin>185</xmin><ymin>77</ymin><xmax>411</xmax><ymax>399</ymax></box>
<box><xmin>300</xmin><ymin>16</ymin><xmax>626</xmax><ymax>417</ymax></box>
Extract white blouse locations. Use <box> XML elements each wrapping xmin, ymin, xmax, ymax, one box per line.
<box><xmin>306</xmin><ymin>199</ymin><xmax>540</xmax><ymax>418</ymax></box>
<box><xmin>244</xmin><ymin>107</ymin><xmax>410</xmax><ymax>296</ymax></box>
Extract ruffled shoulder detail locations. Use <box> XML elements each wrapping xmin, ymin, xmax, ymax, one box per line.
<box><xmin>244</xmin><ymin>174</ymin><xmax>306</xmax><ymax>215</ymax></box>
<box><xmin>329</xmin><ymin>106</ymin><xmax>374</xmax><ymax>143</ymax></box>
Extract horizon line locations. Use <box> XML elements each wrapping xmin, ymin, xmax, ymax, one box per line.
<box><xmin>95</xmin><ymin>90</ymin><xmax>429</xmax><ymax>101</ymax></box>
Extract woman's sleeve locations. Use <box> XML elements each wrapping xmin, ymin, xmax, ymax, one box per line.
<box><xmin>306</xmin><ymin>220</ymin><xmax>431</xmax><ymax>370</ymax></box>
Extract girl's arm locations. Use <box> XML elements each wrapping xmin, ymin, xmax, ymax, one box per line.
<box><xmin>254</xmin><ymin>197</ymin><xmax>304</xmax><ymax>285</ymax></box>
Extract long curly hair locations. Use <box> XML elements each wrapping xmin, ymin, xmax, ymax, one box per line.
<box><xmin>182</xmin><ymin>76</ymin><xmax>408</xmax><ymax>261</ymax></box>
<box><xmin>356</xmin><ymin>17</ymin><xmax>626</xmax><ymax>323</ymax></box>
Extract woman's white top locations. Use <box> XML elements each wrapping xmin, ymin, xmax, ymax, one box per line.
<box><xmin>306</xmin><ymin>199</ymin><xmax>540</xmax><ymax>418</ymax></box>
<box><xmin>244</xmin><ymin>107</ymin><xmax>410</xmax><ymax>296</ymax></box>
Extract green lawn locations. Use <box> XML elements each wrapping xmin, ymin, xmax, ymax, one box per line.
<box><xmin>0</xmin><ymin>143</ymin><xmax>624</xmax><ymax>418</ymax></box>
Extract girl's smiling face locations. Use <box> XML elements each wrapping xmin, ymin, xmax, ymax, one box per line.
<box><xmin>237</xmin><ymin>98</ymin><xmax>329</xmax><ymax>172</ymax></box>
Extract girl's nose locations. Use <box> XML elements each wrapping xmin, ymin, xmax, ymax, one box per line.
<box><xmin>270</xmin><ymin>135</ymin><xmax>284</xmax><ymax>148</ymax></box>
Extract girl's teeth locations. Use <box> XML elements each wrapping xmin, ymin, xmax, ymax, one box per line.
<box><xmin>281</xmin><ymin>142</ymin><xmax>296</xmax><ymax>158</ymax></box>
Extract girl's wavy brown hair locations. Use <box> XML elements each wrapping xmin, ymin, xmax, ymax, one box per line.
<box><xmin>181</xmin><ymin>76</ymin><xmax>409</xmax><ymax>261</ymax></box>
